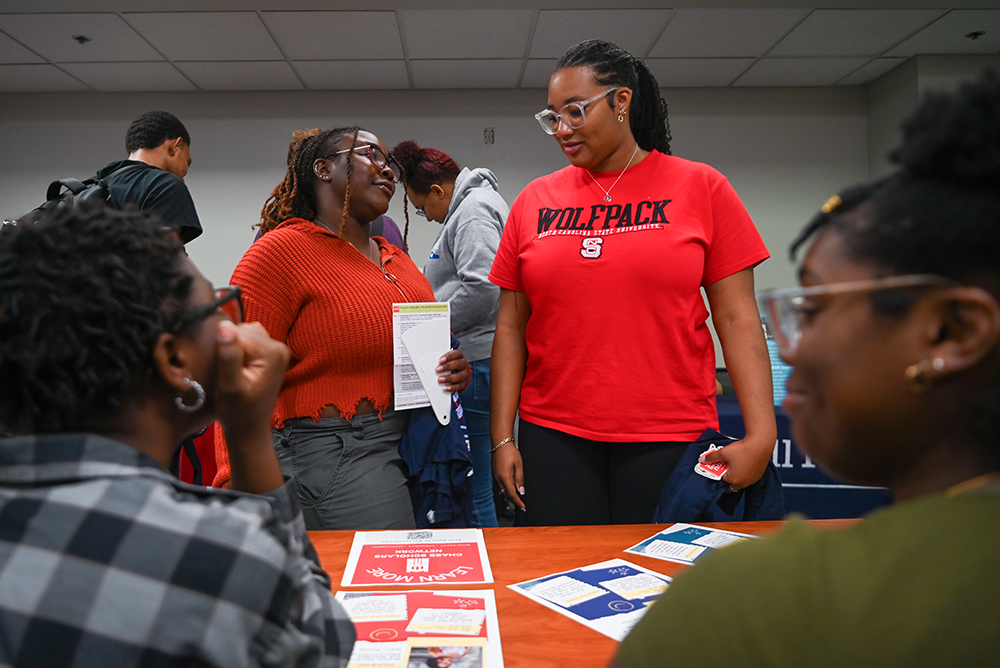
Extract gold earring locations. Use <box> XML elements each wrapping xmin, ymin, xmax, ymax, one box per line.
<box><xmin>905</xmin><ymin>358</ymin><xmax>944</xmax><ymax>394</ymax></box>
<box><xmin>618</xmin><ymin>109</ymin><xmax>626</xmax><ymax>123</ymax></box>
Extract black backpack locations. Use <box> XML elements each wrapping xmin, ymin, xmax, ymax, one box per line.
<box><xmin>14</xmin><ymin>163</ymin><xmax>147</xmax><ymax>226</ymax></box>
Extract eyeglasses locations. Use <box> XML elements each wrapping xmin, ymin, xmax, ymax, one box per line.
<box><xmin>170</xmin><ymin>286</ymin><xmax>243</xmax><ymax>333</ymax></box>
<box><xmin>757</xmin><ymin>274</ymin><xmax>958</xmax><ymax>355</ymax></box>
<box><xmin>414</xmin><ymin>204</ymin><xmax>427</xmax><ymax>218</ymax></box>
<box><xmin>534</xmin><ymin>87</ymin><xmax>620</xmax><ymax>135</ymax></box>
<box><xmin>326</xmin><ymin>144</ymin><xmax>401</xmax><ymax>182</ymax></box>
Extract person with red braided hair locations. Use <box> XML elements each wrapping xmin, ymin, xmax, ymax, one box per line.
<box><xmin>215</xmin><ymin>127</ymin><xmax>470</xmax><ymax>531</ymax></box>
<box><xmin>391</xmin><ymin>140</ymin><xmax>510</xmax><ymax>527</ymax></box>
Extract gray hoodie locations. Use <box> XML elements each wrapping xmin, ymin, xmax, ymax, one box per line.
<box><xmin>423</xmin><ymin>167</ymin><xmax>509</xmax><ymax>362</ymax></box>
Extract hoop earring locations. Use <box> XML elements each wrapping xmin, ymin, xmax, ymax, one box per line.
<box><xmin>175</xmin><ymin>378</ymin><xmax>206</xmax><ymax>412</ymax></box>
<box><xmin>618</xmin><ymin>109</ymin><xmax>626</xmax><ymax>123</ymax></box>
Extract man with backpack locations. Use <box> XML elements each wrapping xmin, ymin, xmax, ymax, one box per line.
<box><xmin>97</xmin><ymin>110</ymin><xmax>203</xmax><ymax>244</ymax></box>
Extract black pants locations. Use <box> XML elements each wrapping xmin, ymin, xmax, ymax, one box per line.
<box><xmin>517</xmin><ymin>419</ymin><xmax>686</xmax><ymax>526</ymax></box>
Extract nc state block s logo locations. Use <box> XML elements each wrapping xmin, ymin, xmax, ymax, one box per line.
<box><xmin>580</xmin><ymin>237</ymin><xmax>603</xmax><ymax>259</ymax></box>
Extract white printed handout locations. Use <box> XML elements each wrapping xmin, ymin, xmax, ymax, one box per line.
<box><xmin>393</xmin><ymin>302</ymin><xmax>450</xmax><ymax>417</ymax></box>
<box><xmin>509</xmin><ymin>559</ymin><xmax>671</xmax><ymax>641</ymax></box>
<box><xmin>407</xmin><ymin>607</ymin><xmax>487</xmax><ymax>635</ymax></box>
<box><xmin>624</xmin><ymin>523</ymin><xmax>755</xmax><ymax>566</ymax></box>
<box><xmin>342</xmin><ymin>529</ymin><xmax>493</xmax><ymax>587</ymax></box>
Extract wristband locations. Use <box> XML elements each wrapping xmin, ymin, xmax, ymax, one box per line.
<box><xmin>490</xmin><ymin>437</ymin><xmax>514</xmax><ymax>454</ymax></box>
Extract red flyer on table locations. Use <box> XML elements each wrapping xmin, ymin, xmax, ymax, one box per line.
<box><xmin>335</xmin><ymin>589</ymin><xmax>503</xmax><ymax>667</ymax></box>
<box><xmin>342</xmin><ymin>529</ymin><xmax>494</xmax><ymax>587</ymax></box>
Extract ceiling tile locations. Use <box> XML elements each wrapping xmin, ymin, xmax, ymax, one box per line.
<box><xmin>769</xmin><ymin>9</ymin><xmax>948</xmax><ymax>57</ymax></box>
<box><xmin>411</xmin><ymin>59</ymin><xmax>521</xmax><ymax>89</ymax></box>
<box><xmin>0</xmin><ymin>63</ymin><xmax>89</xmax><ymax>92</ymax></box>
<box><xmin>402</xmin><ymin>9</ymin><xmax>533</xmax><ymax>59</ymax></box>
<box><xmin>649</xmin><ymin>9</ymin><xmax>810</xmax><ymax>58</ymax></box>
<box><xmin>885</xmin><ymin>10</ymin><xmax>1000</xmax><ymax>57</ymax></box>
<box><xmin>835</xmin><ymin>58</ymin><xmax>908</xmax><ymax>86</ymax></box>
<box><xmin>261</xmin><ymin>11</ymin><xmax>402</xmax><ymax>61</ymax></box>
<box><xmin>0</xmin><ymin>13</ymin><xmax>163</xmax><ymax>62</ymax></box>
<box><xmin>123</xmin><ymin>12</ymin><xmax>282</xmax><ymax>61</ymax></box>
<box><xmin>734</xmin><ymin>58</ymin><xmax>871</xmax><ymax>87</ymax></box>
<box><xmin>529</xmin><ymin>9</ymin><xmax>673</xmax><ymax>59</ymax></box>
<box><xmin>521</xmin><ymin>59</ymin><xmax>557</xmax><ymax>88</ymax></box>
<box><xmin>0</xmin><ymin>31</ymin><xmax>44</xmax><ymax>64</ymax></box>
<box><xmin>295</xmin><ymin>60</ymin><xmax>409</xmax><ymax>90</ymax></box>
<box><xmin>174</xmin><ymin>61</ymin><xmax>302</xmax><ymax>91</ymax></box>
<box><xmin>645</xmin><ymin>58</ymin><xmax>756</xmax><ymax>88</ymax></box>
<box><xmin>60</xmin><ymin>62</ymin><xmax>196</xmax><ymax>91</ymax></box>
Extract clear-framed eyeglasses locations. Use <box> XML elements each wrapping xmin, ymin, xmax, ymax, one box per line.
<box><xmin>534</xmin><ymin>87</ymin><xmax>620</xmax><ymax>135</ymax></box>
<box><xmin>326</xmin><ymin>144</ymin><xmax>402</xmax><ymax>182</ymax></box>
<box><xmin>757</xmin><ymin>274</ymin><xmax>959</xmax><ymax>355</ymax></box>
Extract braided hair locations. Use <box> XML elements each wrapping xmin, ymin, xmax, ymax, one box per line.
<box><xmin>0</xmin><ymin>205</ymin><xmax>192</xmax><ymax>434</ymax></box>
<box><xmin>259</xmin><ymin>127</ymin><xmax>408</xmax><ymax>250</ymax></box>
<box><xmin>555</xmin><ymin>39</ymin><xmax>671</xmax><ymax>155</ymax></box>
<box><xmin>258</xmin><ymin>126</ymin><xmax>362</xmax><ymax>235</ymax></box>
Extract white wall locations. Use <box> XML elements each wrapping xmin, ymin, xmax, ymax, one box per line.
<box><xmin>0</xmin><ymin>85</ymin><xmax>869</xmax><ymax>361</ymax></box>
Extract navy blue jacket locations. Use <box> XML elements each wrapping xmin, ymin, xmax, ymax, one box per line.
<box><xmin>653</xmin><ymin>429</ymin><xmax>785</xmax><ymax>523</ymax></box>
<box><xmin>399</xmin><ymin>393</ymin><xmax>476</xmax><ymax>528</ymax></box>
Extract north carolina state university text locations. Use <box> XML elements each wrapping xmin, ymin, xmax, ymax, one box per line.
<box><xmin>537</xmin><ymin>200</ymin><xmax>672</xmax><ymax>233</ymax></box>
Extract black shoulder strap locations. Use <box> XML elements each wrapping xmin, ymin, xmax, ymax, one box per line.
<box><xmin>370</xmin><ymin>215</ymin><xmax>384</xmax><ymax>237</ymax></box>
<box><xmin>102</xmin><ymin>162</ymin><xmax>149</xmax><ymax>184</ymax></box>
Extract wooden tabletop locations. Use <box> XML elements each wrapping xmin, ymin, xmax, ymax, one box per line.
<box><xmin>310</xmin><ymin>521</ymin><xmax>857</xmax><ymax>668</ymax></box>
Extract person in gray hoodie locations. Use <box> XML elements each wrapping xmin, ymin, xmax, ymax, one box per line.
<box><xmin>392</xmin><ymin>140</ymin><xmax>509</xmax><ymax>527</ymax></box>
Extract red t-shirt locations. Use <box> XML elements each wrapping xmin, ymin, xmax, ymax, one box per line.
<box><xmin>489</xmin><ymin>150</ymin><xmax>769</xmax><ymax>442</ymax></box>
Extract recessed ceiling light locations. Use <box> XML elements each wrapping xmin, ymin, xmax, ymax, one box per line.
<box><xmin>72</xmin><ymin>34</ymin><xmax>92</xmax><ymax>45</ymax></box>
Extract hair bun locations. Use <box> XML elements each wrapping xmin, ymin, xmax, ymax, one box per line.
<box><xmin>891</xmin><ymin>70</ymin><xmax>1000</xmax><ymax>186</ymax></box>
<box><xmin>391</xmin><ymin>140</ymin><xmax>423</xmax><ymax>175</ymax></box>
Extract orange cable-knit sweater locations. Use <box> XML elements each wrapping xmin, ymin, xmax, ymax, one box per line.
<box><xmin>214</xmin><ymin>217</ymin><xmax>434</xmax><ymax>487</ymax></box>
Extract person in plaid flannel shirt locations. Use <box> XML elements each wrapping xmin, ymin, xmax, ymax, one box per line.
<box><xmin>0</xmin><ymin>204</ymin><xmax>356</xmax><ymax>667</ymax></box>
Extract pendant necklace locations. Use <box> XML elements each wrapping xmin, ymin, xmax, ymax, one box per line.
<box><xmin>587</xmin><ymin>143</ymin><xmax>639</xmax><ymax>202</ymax></box>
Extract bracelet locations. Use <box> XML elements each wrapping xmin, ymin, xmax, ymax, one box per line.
<box><xmin>490</xmin><ymin>437</ymin><xmax>514</xmax><ymax>454</ymax></box>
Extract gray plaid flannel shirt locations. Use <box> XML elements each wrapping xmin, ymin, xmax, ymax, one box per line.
<box><xmin>0</xmin><ymin>433</ymin><xmax>356</xmax><ymax>667</ymax></box>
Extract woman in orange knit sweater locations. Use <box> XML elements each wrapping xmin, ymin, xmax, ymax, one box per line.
<box><xmin>216</xmin><ymin>127</ymin><xmax>470</xmax><ymax>530</ymax></box>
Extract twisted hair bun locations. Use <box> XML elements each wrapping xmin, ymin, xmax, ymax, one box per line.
<box><xmin>390</xmin><ymin>140</ymin><xmax>460</xmax><ymax>195</ymax></box>
<box><xmin>891</xmin><ymin>70</ymin><xmax>1000</xmax><ymax>187</ymax></box>
<box><xmin>391</xmin><ymin>140</ymin><xmax>423</xmax><ymax>178</ymax></box>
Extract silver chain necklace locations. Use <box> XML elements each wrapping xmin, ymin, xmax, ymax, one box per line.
<box><xmin>587</xmin><ymin>143</ymin><xmax>639</xmax><ymax>202</ymax></box>
<box><xmin>313</xmin><ymin>219</ymin><xmax>378</xmax><ymax>264</ymax></box>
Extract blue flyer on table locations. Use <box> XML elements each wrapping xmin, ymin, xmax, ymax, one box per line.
<box><xmin>625</xmin><ymin>523</ymin><xmax>755</xmax><ymax>566</ymax></box>
<box><xmin>509</xmin><ymin>558</ymin><xmax>671</xmax><ymax>641</ymax></box>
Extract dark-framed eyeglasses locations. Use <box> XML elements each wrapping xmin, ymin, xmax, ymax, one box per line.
<box><xmin>757</xmin><ymin>274</ymin><xmax>958</xmax><ymax>355</ymax></box>
<box><xmin>534</xmin><ymin>87</ymin><xmax>620</xmax><ymax>135</ymax></box>
<box><xmin>170</xmin><ymin>286</ymin><xmax>243</xmax><ymax>333</ymax></box>
<box><xmin>326</xmin><ymin>144</ymin><xmax>402</xmax><ymax>182</ymax></box>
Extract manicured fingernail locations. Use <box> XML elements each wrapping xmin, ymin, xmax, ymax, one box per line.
<box><xmin>518</xmin><ymin>486</ymin><xmax>525</xmax><ymax>495</ymax></box>
<box><xmin>218</xmin><ymin>320</ymin><xmax>237</xmax><ymax>343</ymax></box>
<box><xmin>698</xmin><ymin>454</ymin><xmax>706</xmax><ymax>463</ymax></box>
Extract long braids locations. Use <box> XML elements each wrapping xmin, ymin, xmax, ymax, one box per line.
<box><xmin>258</xmin><ymin>126</ymin><xmax>362</xmax><ymax>235</ymax></box>
<box><xmin>555</xmin><ymin>39</ymin><xmax>671</xmax><ymax>155</ymax></box>
<box><xmin>339</xmin><ymin>128</ymin><xmax>359</xmax><ymax>237</ymax></box>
